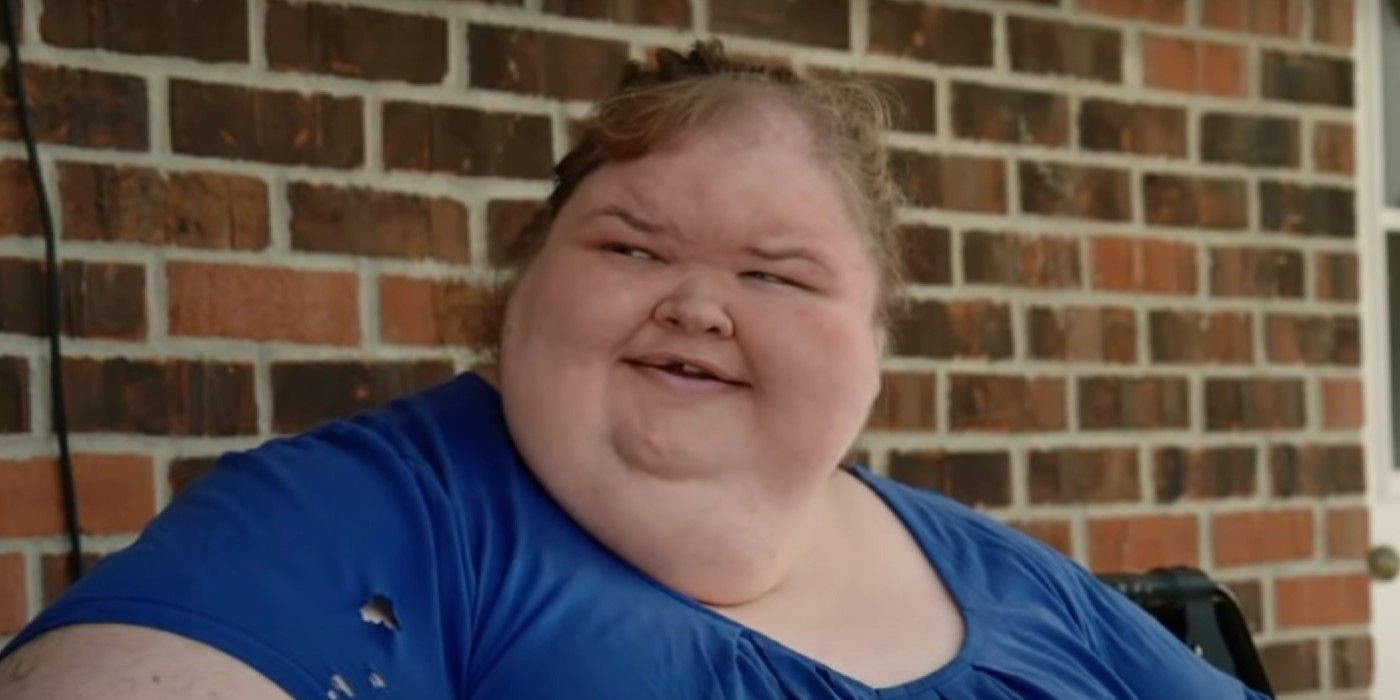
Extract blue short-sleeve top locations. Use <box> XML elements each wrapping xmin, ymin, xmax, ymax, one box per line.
<box><xmin>1</xmin><ymin>373</ymin><xmax>1267</xmax><ymax>699</ymax></box>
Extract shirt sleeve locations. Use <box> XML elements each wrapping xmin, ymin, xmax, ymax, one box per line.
<box><xmin>0</xmin><ymin>418</ymin><xmax>474</xmax><ymax>699</ymax></box>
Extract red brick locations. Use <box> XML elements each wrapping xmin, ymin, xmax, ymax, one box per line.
<box><xmin>169</xmin><ymin>80</ymin><xmax>362</xmax><ymax>167</ymax></box>
<box><xmin>1143</xmin><ymin>173</ymin><xmax>1248</xmax><ymax>230</ymax></box>
<box><xmin>711</xmin><ymin>0</ymin><xmax>847</xmax><ymax>49</ymax></box>
<box><xmin>1149</xmin><ymin>310</ymin><xmax>1253</xmax><ymax>364</ymax></box>
<box><xmin>1315</xmin><ymin>251</ymin><xmax>1358</xmax><ymax>300</ymax></box>
<box><xmin>290</xmin><ymin>184</ymin><xmax>469</xmax><ymax>262</ymax></box>
<box><xmin>1078</xmin><ymin>0</ymin><xmax>1185</xmax><ymax>22</ymax></box>
<box><xmin>951</xmin><ymin>82</ymin><xmax>1067</xmax><ymax>147</ymax></box>
<box><xmin>1209</xmin><ymin>246</ymin><xmax>1305</xmax><ymax>298</ymax></box>
<box><xmin>1276</xmin><ymin>572</ymin><xmax>1369</xmax><ymax>627</ymax></box>
<box><xmin>867</xmin><ymin>2</ymin><xmax>992</xmax><ymax>67</ymax></box>
<box><xmin>0</xmin><ymin>258</ymin><xmax>147</xmax><ymax>340</ymax></box>
<box><xmin>1027</xmin><ymin>306</ymin><xmax>1136</xmax><ymax>363</ymax></box>
<box><xmin>1326</xmin><ymin>506</ymin><xmax>1368</xmax><ymax>560</ymax></box>
<box><xmin>1008</xmin><ymin>519</ymin><xmax>1073</xmax><ymax>556</ymax></box>
<box><xmin>1313</xmin><ymin>122</ymin><xmax>1354</xmax><ymax>174</ymax></box>
<box><xmin>544</xmin><ymin>0</ymin><xmax>691</xmax><ymax>27</ymax></box>
<box><xmin>379</xmin><ymin>275</ymin><xmax>494</xmax><ymax>348</ymax></box>
<box><xmin>0</xmin><ymin>356</ymin><xmax>26</xmax><ymax>434</ymax></box>
<box><xmin>867</xmin><ymin>372</ymin><xmax>937</xmax><ymax>431</ymax></box>
<box><xmin>271</xmin><ymin>360</ymin><xmax>455</xmax><ymax>433</ymax></box>
<box><xmin>63</xmin><ymin>357</ymin><xmax>255</xmax><ymax>435</ymax></box>
<box><xmin>383</xmin><ymin>102</ymin><xmax>553</xmax><ymax>179</ymax></box>
<box><xmin>266</xmin><ymin>1</ymin><xmax>446</xmax><ymax>83</ymax></box>
<box><xmin>891</xmin><ymin>151</ymin><xmax>1006</xmax><ymax>213</ymax></box>
<box><xmin>962</xmin><ymin>231</ymin><xmax>1080</xmax><ymax>289</ymax></box>
<box><xmin>1205</xmin><ymin>377</ymin><xmax>1306</xmax><ymax>431</ymax></box>
<box><xmin>901</xmin><ymin>225</ymin><xmax>951</xmax><ymax>285</ymax></box>
<box><xmin>41</xmin><ymin>0</ymin><xmax>247</xmax><ymax>62</ymax></box>
<box><xmin>1029</xmin><ymin>448</ymin><xmax>1139</xmax><ymax>504</ymax></box>
<box><xmin>1265</xmin><ymin>313</ymin><xmax>1359</xmax><ymax>365</ymax></box>
<box><xmin>1203</xmin><ymin>0</ymin><xmax>1304</xmax><ymax>37</ymax></box>
<box><xmin>1020</xmin><ymin>162</ymin><xmax>1130</xmax><ymax>221</ymax></box>
<box><xmin>40</xmin><ymin>552</ymin><xmax>103</xmax><ymax>607</ymax></box>
<box><xmin>1079</xmin><ymin>376</ymin><xmax>1189</xmax><ymax>430</ymax></box>
<box><xmin>487</xmin><ymin>199</ymin><xmax>548</xmax><ymax>266</ymax></box>
<box><xmin>1259</xmin><ymin>639</ymin><xmax>1320</xmax><ymax>693</ymax></box>
<box><xmin>949</xmin><ymin>374</ymin><xmax>1066</xmax><ymax>433</ymax></box>
<box><xmin>0</xmin><ymin>63</ymin><xmax>147</xmax><ymax>150</ymax></box>
<box><xmin>1313</xmin><ymin>0</ymin><xmax>1353</xmax><ymax>46</ymax></box>
<box><xmin>169</xmin><ymin>456</ymin><xmax>217</xmax><ymax>496</ymax></box>
<box><xmin>1270</xmin><ymin>444</ymin><xmax>1365</xmax><ymax>497</ymax></box>
<box><xmin>1142</xmin><ymin>36</ymin><xmax>1247</xmax><ymax>97</ymax></box>
<box><xmin>1321</xmin><ymin>378</ymin><xmax>1363</xmax><ymax>430</ymax></box>
<box><xmin>890</xmin><ymin>300</ymin><xmax>1013</xmax><ymax>360</ymax></box>
<box><xmin>1201</xmin><ymin>113</ymin><xmax>1299</xmax><ymax>167</ymax></box>
<box><xmin>0</xmin><ymin>454</ymin><xmax>155</xmax><ymax>536</ymax></box>
<box><xmin>1079</xmin><ymin>99</ymin><xmax>1186</xmax><ymax>157</ymax></box>
<box><xmin>468</xmin><ymin>25</ymin><xmax>629</xmax><ymax>101</ymax></box>
<box><xmin>1259</xmin><ymin>181</ymin><xmax>1354</xmax><ymax>237</ymax></box>
<box><xmin>1261</xmin><ymin>50</ymin><xmax>1353</xmax><ymax>107</ymax></box>
<box><xmin>0</xmin><ymin>553</ymin><xmax>25</xmax><ymax>634</ymax></box>
<box><xmin>1008</xmin><ymin>17</ymin><xmax>1122</xmax><ymax>83</ymax></box>
<box><xmin>1332</xmin><ymin>635</ymin><xmax>1373</xmax><ymax>689</ymax></box>
<box><xmin>1153</xmin><ymin>446</ymin><xmax>1257</xmax><ymax>502</ymax></box>
<box><xmin>0</xmin><ymin>160</ymin><xmax>40</xmax><ymax>237</ymax></box>
<box><xmin>1089</xmin><ymin>514</ymin><xmax>1198</xmax><ymax>571</ymax></box>
<box><xmin>167</xmin><ymin>262</ymin><xmax>359</xmax><ymax>345</ymax></box>
<box><xmin>59</xmin><ymin>163</ymin><xmax>269</xmax><ymax>250</ymax></box>
<box><xmin>1213</xmin><ymin>509</ymin><xmax>1313</xmax><ymax>566</ymax></box>
<box><xmin>1092</xmin><ymin>236</ymin><xmax>1196</xmax><ymax>295</ymax></box>
<box><xmin>888</xmin><ymin>450</ymin><xmax>1011</xmax><ymax>508</ymax></box>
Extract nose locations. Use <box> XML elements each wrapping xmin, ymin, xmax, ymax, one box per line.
<box><xmin>652</xmin><ymin>277</ymin><xmax>734</xmax><ymax>337</ymax></box>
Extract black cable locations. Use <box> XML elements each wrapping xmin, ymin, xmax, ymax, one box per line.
<box><xmin>3</xmin><ymin>0</ymin><xmax>85</xmax><ymax>581</ymax></box>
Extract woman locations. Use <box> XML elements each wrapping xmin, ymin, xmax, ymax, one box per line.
<box><xmin>0</xmin><ymin>43</ymin><xmax>1265</xmax><ymax>699</ymax></box>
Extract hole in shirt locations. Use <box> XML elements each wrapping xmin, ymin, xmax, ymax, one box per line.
<box><xmin>368</xmin><ymin>671</ymin><xmax>387</xmax><ymax>689</ymax></box>
<box><xmin>359</xmin><ymin>595</ymin><xmax>400</xmax><ymax>631</ymax></box>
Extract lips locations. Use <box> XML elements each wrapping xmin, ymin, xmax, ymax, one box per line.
<box><xmin>624</xmin><ymin>353</ymin><xmax>749</xmax><ymax>387</ymax></box>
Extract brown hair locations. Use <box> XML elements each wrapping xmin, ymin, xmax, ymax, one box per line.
<box><xmin>489</xmin><ymin>40</ymin><xmax>907</xmax><ymax>349</ymax></box>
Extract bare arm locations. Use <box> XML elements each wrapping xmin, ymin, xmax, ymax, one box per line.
<box><xmin>0</xmin><ymin>624</ymin><xmax>290</xmax><ymax>699</ymax></box>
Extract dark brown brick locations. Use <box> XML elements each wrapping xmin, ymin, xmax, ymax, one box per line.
<box><xmin>1020</xmin><ymin>162</ymin><xmax>1130</xmax><ymax>221</ymax></box>
<box><xmin>1201</xmin><ymin>113</ymin><xmax>1299</xmax><ymax>167</ymax></box>
<box><xmin>1314</xmin><ymin>0</ymin><xmax>1354</xmax><ymax>46</ymax></box>
<box><xmin>41</xmin><ymin>0</ymin><xmax>247</xmax><ymax>63</ymax></box>
<box><xmin>890</xmin><ymin>300</ymin><xmax>1012</xmax><ymax>360</ymax></box>
<box><xmin>1149</xmin><ymin>310</ymin><xmax>1253</xmax><ymax>363</ymax></box>
<box><xmin>901</xmin><ymin>225</ymin><xmax>950</xmax><ymax>285</ymax></box>
<box><xmin>1313</xmin><ymin>121</ymin><xmax>1354</xmax><ymax>174</ymax></box>
<box><xmin>710</xmin><ymin>0</ymin><xmax>846</xmax><ymax>49</ymax></box>
<box><xmin>59</xmin><ymin>163</ymin><xmax>269</xmax><ymax>249</ymax></box>
<box><xmin>0</xmin><ymin>258</ymin><xmax>147</xmax><ymax>339</ymax></box>
<box><xmin>1332</xmin><ymin>635</ymin><xmax>1373</xmax><ymax>689</ymax></box>
<box><xmin>1142</xmin><ymin>173</ymin><xmax>1248</xmax><ymax>230</ymax></box>
<box><xmin>888</xmin><ymin>450</ymin><xmax>1011</xmax><ymax>507</ymax></box>
<box><xmin>1203</xmin><ymin>0</ymin><xmax>1303</xmax><ymax>36</ymax></box>
<box><xmin>1270</xmin><ymin>443</ymin><xmax>1365</xmax><ymax>497</ymax></box>
<box><xmin>0</xmin><ymin>357</ymin><xmax>26</xmax><ymax>433</ymax></box>
<box><xmin>487</xmin><ymin>199</ymin><xmax>548</xmax><ymax>266</ymax></box>
<box><xmin>1209</xmin><ymin>247</ymin><xmax>1305</xmax><ymax>298</ymax></box>
<box><xmin>1027</xmin><ymin>306</ymin><xmax>1136</xmax><ymax>363</ymax></box>
<box><xmin>266</xmin><ymin>1</ymin><xmax>446</xmax><ymax>83</ymax></box>
<box><xmin>1259</xmin><ymin>181</ymin><xmax>1354</xmax><ymax>237</ymax></box>
<box><xmin>858</xmin><ymin>72</ymin><xmax>936</xmax><ymax>134</ymax></box>
<box><xmin>169</xmin><ymin>80</ymin><xmax>362</xmax><ymax>168</ymax></box>
<box><xmin>1261</xmin><ymin>50</ymin><xmax>1352</xmax><ymax>106</ymax></box>
<box><xmin>1080</xmin><ymin>0</ymin><xmax>1185</xmax><ymax>23</ymax></box>
<box><xmin>271</xmin><ymin>360</ymin><xmax>456</xmax><ymax>433</ymax></box>
<box><xmin>40</xmin><ymin>552</ymin><xmax>104</xmax><ymax>606</ymax></box>
<box><xmin>1220</xmin><ymin>578</ymin><xmax>1264</xmax><ymax>631</ymax></box>
<box><xmin>1316</xmin><ymin>251</ymin><xmax>1358</xmax><ymax>301</ymax></box>
<box><xmin>1079</xmin><ymin>376</ymin><xmax>1189</xmax><ymax>430</ymax></box>
<box><xmin>544</xmin><ymin>0</ymin><xmax>691</xmax><ymax>27</ymax></box>
<box><xmin>383</xmin><ymin>102</ymin><xmax>552</xmax><ymax>179</ymax></box>
<box><xmin>0</xmin><ymin>160</ymin><xmax>40</xmax><ymax>237</ymax></box>
<box><xmin>1008</xmin><ymin>519</ymin><xmax>1073</xmax><ymax>557</ymax></box>
<box><xmin>949</xmin><ymin>374</ymin><xmax>1066</xmax><ymax>432</ymax></box>
<box><xmin>951</xmin><ymin>82</ymin><xmax>1067</xmax><ymax>147</ymax></box>
<box><xmin>1008</xmin><ymin>17</ymin><xmax>1122</xmax><ymax>83</ymax></box>
<box><xmin>891</xmin><ymin>151</ymin><xmax>1006</xmax><ymax>213</ymax></box>
<box><xmin>0</xmin><ymin>63</ymin><xmax>147</xmax><ymax>150</ymax></box>
<box><xmin>63</xmin><ymin>357</ymin><xmax>256</xmax><ymax>435</ymax></box>
<box><xmin>168</xmin><ymin>456</ymin><xmax>218</xmax><ymax>496</ymax></box>
<box><xmin>1266</xmin><ymin>313</ymin><xmax>1360</xmax><ymax>365</ymax></box>
<box><xmin>964</xmin><ymin>231</ymin><xmax>1080</xmax><ymax>289</ymax></box>
<box><xmin>1205</xmin><ymin>378</ymin><xmax>1306</xmax><ymax>431</ymax></box>
<box><xmin>1079</xmin><ymin>99</ymin><xmax>1186</xmax><ymax>157</ymax></box>
<box><xmin>289</xmin><ymin>183</ymin><xmax>469</xmax><ymax>262</ymax></box>
<box><xmin>1029</xmin><ymin>448</ymin><xmax>1139</xmax><ymax>504</ymax></box>
<box><xmin>1153</xmin><ymin>446</ymin><xmax>1257</xmax><ymax>502</ymax></box>
<box><xmin>468</xmin><ymin>25</ymin><xmax>628</xmax><ymax>101</ymax></box>
<box><xmin>867</xmin><ymin>2</ymin><xmax>991</xmax><ymax>67</ymax></box>
<box><xmin>1259</xmin><ymin>639</ymin><xmax>1320</xmax><ymax>694</ymax></box>
<box><xmin>867</xmin><ymin>372</ymin><xmax>936</xmax><ymax>431</ymax></box>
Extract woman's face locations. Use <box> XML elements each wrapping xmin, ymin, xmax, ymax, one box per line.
<box><xmin>499</xmin><ymin>101</ymin><xmax>882</xmax><ymax>507</ymax></box>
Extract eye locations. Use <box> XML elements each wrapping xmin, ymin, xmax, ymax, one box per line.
<box><xmin>743</xmin><ymin>270</ymin><xmax>805</xmax><ymax>289</ymax></box>
<box><xmin>603</xmin><ymin>243</ymin><xmax>661</xmax><ymax>261</ymax></box>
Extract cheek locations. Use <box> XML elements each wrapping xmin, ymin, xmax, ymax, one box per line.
<box><xmin>744</xmin><ymin>302</ymin><xmax>881</xmax><ymax>407</ymax></box>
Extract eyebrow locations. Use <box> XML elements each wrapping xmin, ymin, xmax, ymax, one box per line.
<box><xmin>742</xmin><ymin>243</ymin><xmax>833</xmax><ymax>273</ymax></box>
<box><xmin>596</xmin><ymin>206</ymin><xmax>669</xmax><ymax>234</ymax></box>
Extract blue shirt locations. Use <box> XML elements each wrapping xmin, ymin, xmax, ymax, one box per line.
<box><xmin>2</xmin><ymin>373</ymin><xmax>1266</xmax><ymax>698</ymax></box>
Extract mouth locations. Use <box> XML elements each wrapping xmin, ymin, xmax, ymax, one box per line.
<box><xmin>623</xmin><ymin>355</ymin><xmax>749</xmax><ymax>388</ymax></box>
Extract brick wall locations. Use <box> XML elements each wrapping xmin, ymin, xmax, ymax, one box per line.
<box><xmin>0</xmin><ymin>0</ymin><xmax>1370</xmax><ymax>695</ymax></box>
